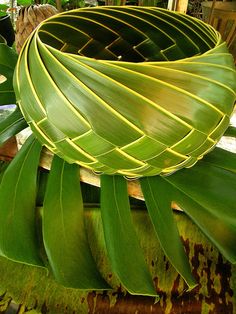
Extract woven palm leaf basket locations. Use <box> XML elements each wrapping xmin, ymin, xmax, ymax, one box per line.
<box><xmin>14</xmin><ymin>6</ymin><xmax>236</xmax><ymax>178</ymax></box>
<box><xmin>1</xmin><ymin>4</ymin><xmax>236</xmax><ymax>303</ymax></box>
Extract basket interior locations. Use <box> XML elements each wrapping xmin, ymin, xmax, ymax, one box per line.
<box><xmin>38</xmin><ymin>7</ymin><xmax>217</xmax><ymax>62</ymax></box>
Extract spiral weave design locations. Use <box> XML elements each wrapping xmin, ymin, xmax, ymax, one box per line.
<box><xmin>14</xmin><ymin>6</ymin><xmax>236</xmax><ymax>177</ymax></box>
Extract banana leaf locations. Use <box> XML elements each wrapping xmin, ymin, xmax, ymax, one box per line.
<box><xmin>203</xmin><ymin>146</ymin><xmax>236</xmax><ymax>173</ymax></box>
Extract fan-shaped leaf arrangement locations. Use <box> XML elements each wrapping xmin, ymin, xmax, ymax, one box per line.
<box><xmin>0</xmin><ymin>6</ymin><xmax>235</xmax><ymax>298</ymax></box>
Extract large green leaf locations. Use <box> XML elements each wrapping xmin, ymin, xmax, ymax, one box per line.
<box><xmin>0</xmin><ymin>44</ymin><xmax>17</xmax><ymax>105</ymax></box>
<box><xmin>163</xmin><ymin>161</ymin><xmax>236</xmax><ymax>263</ymax></box>
<box><xmin>0</xmin><ymin>107</ymin><xmax>28</xmax><ymax>146</ymax></box>
<box><xmin>43</xmin><ymin>156</ymin><xmax>110</xmax><ymax>289</ymax></box>
<box><xmin>100</xmin><ymin>175</ymin><xmax>157</xmax><ymax>296</ymax></box>
<box><xmin>0</xmin><ymin>135</ymin><xmax>43</xmax><ymax>266</ymax></box>
<box><xmin>140</xmin><ymin>176</ymin><xmax>197</xmax><ymax>289</ymax></box>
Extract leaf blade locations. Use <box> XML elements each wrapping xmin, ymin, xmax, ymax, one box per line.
<box><xmin>100</xmin><ymin>175</ymin><xmax>157</xmax><ymax>296</ymax></box>
<box><xmin>140</xmin><ymin>176</ymin><xmax>197</xmax><ymax>289</ymax></box>
<box><xmin>203</xmin><ymin>147</ymin><xmax>236</xmax><ymax>173</ymax></box>
<box><xmin>43</xmin><ymin>156</ymin><xmax>110</xmax><ymax>289</ymax></box>
<box><xmin>164</xmin><ymin>161</ymin><xmax>236</xmax><ymax>263</ymax></box>
<box><xmin>0</xmin><ymin>135</ymin><xmax>43</xmax><ymax>266</ymax></box>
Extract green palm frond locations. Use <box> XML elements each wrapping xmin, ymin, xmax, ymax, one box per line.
<box><xmin>14</xmin><ymin>6</ymin><xmax>236</xmax><ymax>177</ymax></box>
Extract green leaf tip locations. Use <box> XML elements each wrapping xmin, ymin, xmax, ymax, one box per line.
<box><xmin>164</xmin><ymin>160</ymin><xmax>236</xmax><ymax>264</ymax></box>
<box><xmin>140</xmin><ymin>176</ymin><xmax>197</xmax><ymax>289</ymax></box>
<box><xmin>101</xmin><ymin>175</ymin><xmax>157</xmax><ymax>297</ymax></box>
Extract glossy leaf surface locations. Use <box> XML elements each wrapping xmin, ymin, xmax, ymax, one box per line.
<box><xmin>100</xmin><ymin>175</ymin><xmax>157</xmax><ymax>296</ymax></box>
<box><xmin>163</xmin><ymin>160</ymin><xmax>236</xmax><ymax>263</ymax></box>
<box><xmin>0</xmin><ymin>135</ymin><xmax>43</xmax><ymax>266</ymax></box>
<box><xmin>140</xmin><ymin>176</ymin><xmax>197</xmax><ymax>289</ymax></box>
<box><xmin>43</xmin><ymin>156</ymin><xmax>110</xmax><ymax>289</ymax></box>
<box><xmin>203</xmin><ymin>147</ymin><xmax>236</xmax><ymax>173</ymax></box>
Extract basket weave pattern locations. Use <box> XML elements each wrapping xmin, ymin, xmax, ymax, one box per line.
<box><xmin>14</xmin><ymin>7</ymin><xmax>236</xmax><ymax>177</ymax></box>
